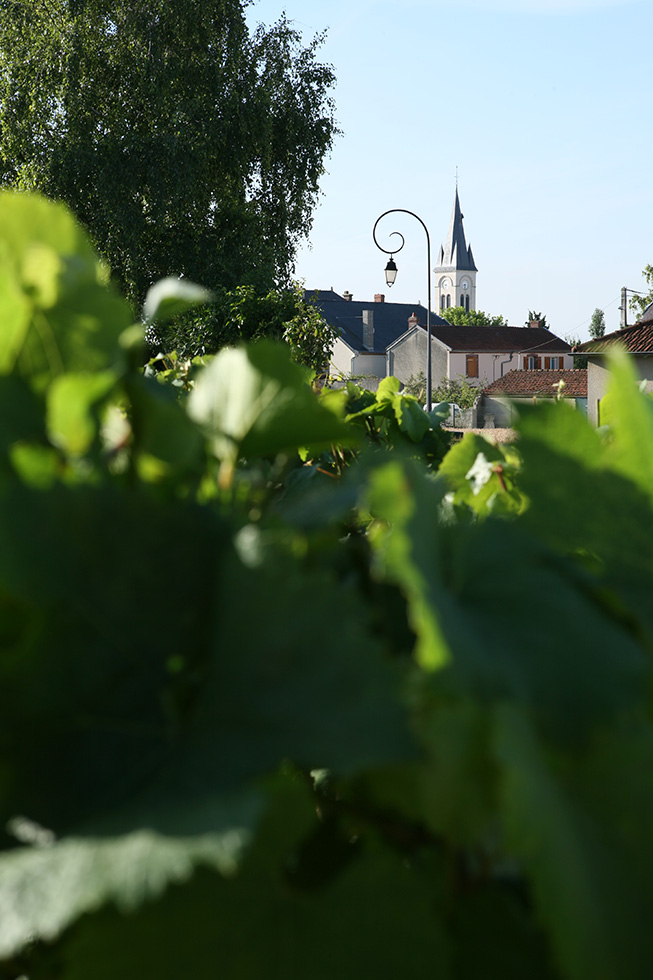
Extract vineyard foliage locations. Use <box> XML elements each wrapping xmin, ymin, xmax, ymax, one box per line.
<box><xmin>0</xmin><ymin>193</ymin><xmax>653</xmax><ymax>979</ymax></box>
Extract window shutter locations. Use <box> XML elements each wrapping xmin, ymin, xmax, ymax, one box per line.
<box><xmin>536</xmin><ymin>357</ymin><xmax>542</xmax><ymax>369</ymax></box>
<box><xmin>523</xmin><ymin>356</ymin><xmax>528</xmax><ymax>369</ymax></box>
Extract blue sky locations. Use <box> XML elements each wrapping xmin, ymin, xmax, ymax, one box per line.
<box><xmin>247</xmin><ymin>0</ymin><xmax>652</xmax><ymax>338</ymax></box>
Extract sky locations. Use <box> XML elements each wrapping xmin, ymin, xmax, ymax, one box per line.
<box><xmin>246</xmin><ymin>0</ymin><xmax>652</xmax><ymax>340</ymax></box>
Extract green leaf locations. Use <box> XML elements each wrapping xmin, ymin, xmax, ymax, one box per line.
<box><xmin>0</xmin><ymin>247</ymin><xmax>31</xmax><ymax>373</ymax></box>
<box><xmin>599</xmin><ymin>349</ymin><xmax>653</xmax><ymax>498</ymax></box>
<box><xmin>127</xmin><ymin>374</ymin><xmax>204</xmax><ymax>471</ymax></box>
<box><xmin>0</xmin><ymin>827</ymin><xmax>251</xmax><ymax>959</ymax></box>
<box><xmin>393</xmin><ymin>395</ymin><xmax>430</xmax><ymax>442</ymax></box>
<box><xmin>495</xmin><ymin>707</ymin><xmax>653</xmax><ymax>980</ymax></box>
<box><xmin>0</xmin><ymin>193</ymin><xmax>133</xmax><ymax>385</ymax></box>
<box><xmin>174</xmin><ymin>547</ymin><xmax>417</xmax><ymax>790</ymax></box>
<box><xmin>0</xmin><ymin>483</ymin><xmax>229</xmax><ymax>836</ymax></box>
<box><xmin>367</xmin><ymin>459</ymin><xmax>647</xmax><ymax>734</ymax></box>
<box><xmin>143</xmin><ymin>277</ymin><xmax>213</xmax><ymax>325</ymax></box>
<box><xmin>54</xmin><ymin>841</ymin><xmax>450</xmax><ymax>980</ymax></box>
<box><xmin>188</xmin><ymin>341</ymin><xmax>351</xmax><ymax>463</ymax></box>
<box><xmin>47</xmin><ymin>371</ymin><xmax>117</xmax><ymax>455</ymax></box>
<box><xmin>516</xmin><ymin>399</ymin><xmax>653</xmax><ymax>645</ymax></box>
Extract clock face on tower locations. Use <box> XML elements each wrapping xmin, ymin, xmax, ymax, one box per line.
<box><xmin>441</xmin><ymin>279</ymin><xmax>449</xmax><ymax>289</ymax></box>
<box><xmin>462</xmin><ymin>280</ymin><xmax>469</xmax><ymax>290</ymax></box>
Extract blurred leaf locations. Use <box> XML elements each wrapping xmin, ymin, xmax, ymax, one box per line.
<box><xmin>143</xmin><ymin>277</ymin><xmax>213</xmax><ymax>325</ymax></box>
<box><xmin>174</xmin><ymin>548</ymin><xmax>417</xmax><ymax>791</ymax></box>
<box><xmin>47</xmin><ymin>371</ymin><xmax>117</xmax><ymax>455</ymax></box>
<box><xmin>188</xmin><ymin>341</ymin><xmax>350</xmax><ymax>462</ymax></box>
<box><xmin>0</xmin><ymin>827</ymin><xmax>251</xmax><ymax>960</ymax></box>
<box><xmin>55</xmin><ymin>841</ymin><xmax>450</xmax><ymax>980</ymax></box>
<box><xmin>127</xmin><ymin>374</ymin><xmax>204</xmax><ymax>470</ymax></box>
<box><xmin>368</xmin><ymin>460</ymin><xmax>647</xmax><ymax>735</ymax></box>
<box><xmin>600</xmin><ymin>350</ymin><xmax>653</xmax><ymax>498</ymax></box>
<box><xmin>0</xmin><ymin>248</ymin><xmax>30</xmax><ymax>372</ymax></box>
<box><xmin>0</xmin><ymin>193</ymin><xmax>133</xmax><ymax>385</ymax></box>
<box><xmin>495</xmin><ymin>706</ymin><xmax>653</xmax><ymax>980</ymax></box>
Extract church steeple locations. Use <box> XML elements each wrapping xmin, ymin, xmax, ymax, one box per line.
<box><xmin>435</xmin><ymin>189</ymin><xmax>477</xmax><ymax>314</ymax></box>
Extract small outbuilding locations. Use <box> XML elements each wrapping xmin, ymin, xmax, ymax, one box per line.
<box><xmin>481</xmin><ymin>369</ymin><xmax>588</xmax><ymax>427</ymax></box>
<box><xmin>576</xmin><ymin>303</ymin><xmax>653</xmax><ymax>424</ymax></box>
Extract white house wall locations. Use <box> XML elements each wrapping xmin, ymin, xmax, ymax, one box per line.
<box><xmin>387</xmin><ymin>330</ymin><xmax>449</xmax><ymax>387</ymax></box>
<box><xmin>483</xmin><ymin>394</ymin><xmax>582</xmax><ymax>427</ymax></box>
<box><xmin>587</xmin><ymin>355</ymin><xmax>653</xmax><ymax>425</ymax></box>
<box><xmin>330</xmin><ymin>337</ymin><xmax>356</xmax><ymax>379</ymax></box>
<box><xmin>351</xmin><ymin>352</ymin><xmax>386</xmax><ymax>380</ymax></box>
<box><xmin>448</xmin><ymin>351</ymin><xmax>574</xmax><ymax>386</ymax></box>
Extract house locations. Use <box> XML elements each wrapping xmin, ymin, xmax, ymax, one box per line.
<box><xmin>306</xmin><ymin>188</ymin><xmax>572</xmax><ymax>393</ymax></box>
<box><xmin>481</xmin><ymin>369</ymin><xmax>588</xmax><ymax>426</ymax></box>
<box><xmin>576</xmin><ymin>302</ymin><xmax>653</xmax><ymax>424</ymax></box>
<box><xmin>304</xmin><ymin>289</ymin><xmax>449</xmax><ymax>384</ymax></box>
<box><xmin>387</xmin><ymin>318</ymin><xmax>573</xmax><ymax>390</ymax></box>
<box><xmin>307</xmin><ymin>290</ymin><xmax>573</xmax><ymax>392</ymax></box>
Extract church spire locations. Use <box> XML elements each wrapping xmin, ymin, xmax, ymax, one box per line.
<box><xmin>434</xmin><ymin>188</ymin><xmax>478</xmax><ymax>314</ymax></box>
<box><xmin>436</xmin><ymin>188</ymin><xmax>477</xmax><ymax>272</ymax></box>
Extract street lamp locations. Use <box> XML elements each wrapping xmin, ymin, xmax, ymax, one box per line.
<box><xmin>372</xmin><ymin>209</ymin><xmax>433</xmax><ymax>411</ymax></box>
<box><xmin>384</xmin><ymin>256</ymin><xmax>397</xmax><ymax>286</ymax></box>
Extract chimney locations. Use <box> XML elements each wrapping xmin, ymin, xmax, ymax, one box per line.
<box><xmin>343</xmin><ymin>290</ymin><xmax>353</xmax><ymax>302</ymax></box>
<box><xmin>529</xmin><ymin>318</ymin><xmax>542</xmax><ymax>329</ymax></box>
<box><xmin>374</xmin><ymin>293</ymin><xmax>385</xmax><ymax>303</ymax></box>
<box><xmin>408</xmin><ymin>312</ymin><xmax>420</xmax><ymax>329</ymax></box>
<box><xmin>362</xmin><ymin>309</ymin><xmax>374</xmax><ymax>350</ymax></box>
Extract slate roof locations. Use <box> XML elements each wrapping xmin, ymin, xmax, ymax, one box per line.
<box><xmin>428</xmin><ymin>323</ymin><xmax>571</xmax><ymax>355</ymax></box>
<box><xmin>435</xmin><ymin>189</ymin><xmax>477</xmax><ymax>272</ymax></box>
<box><xmin>306</xmin><ymin>289</ymin><xmax>572</xmax><ymax>357</ymax></box>
<box><xmin>577</xmin><ymin>310</ymin><xmax>653</xmax><ymax>355</ymax></box>
<box><xmin>304</xmin><ymin>290</ymin><xmax>448</xmax><ymax>354</ymax></box>
<box><xmin>484</xmin><ymin>369</ymin><xmax>587</xmax><ymax>398</ymax></box>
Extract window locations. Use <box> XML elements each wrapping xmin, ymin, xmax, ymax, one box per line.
<box><xmin>466</xmin><ymin>354</ymin><xmax>479</xmax><ymax>378</ymax></box>
<box><xmin>460</xmin><ymin>294</ymin><xmax>465</xmax><ymax>307</ymax></box>
<box><xmin>440</xmin><ymin>295</ymin><xmax>445</xmax><ymax>310</ymax></box>
<box><xmin>545</xmin><ymin>356</ymin><xmax>561</xmax><ymax>369</ymax></box>
<box><xmin>523</xmin><ymin>355</ymin><xmax>541</xmax><ymax>370</ymax></box>
<box><xmin>446</xmin><ymin>294</ymin><xmax>451</xmax><ymax>308</ymax></box>
<box><xmin>465</xmin><ymin>295</ymin><xmax>470</xmax><ymax>312</ymax></box>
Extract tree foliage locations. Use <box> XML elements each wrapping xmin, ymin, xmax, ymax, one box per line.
<box><xmin>442</xmin><ymin>306</ymin><xmax>506</xmax><ymax>327</ymax></box>
<box><xmin>525</xmin><ymin>310</ymin><xmax>549</xmax><ymax>329</ymax></box>
<box><xmin>0</xmin><ymin>1</ymin><xmax>337</xmax><ymax>306</ymax></box>
<box><xmin>589</xmin><ymin>308</ymin><xmax>606</xmax><ymax>339</ymax></box>
<box><xmin>629</xmin><ymin>264</ymin><xmax>653</xmax><ymax>320</ymax></box>
<box><xmin>149</xmin><ymin>283</ymin><xmax>338</xmax><ymax>373</ymax></box>
<box><xmin>431</xmin><ymin>374</ymin><xmax>483</xmax><ymax>408</ymax></box>
<box><xmin>563</xmin><ymin>334</ymin><xmax>587</xmax><ymax>369</ymax></box>
<box><xmin>3</xmin><ymin>193</ymin><xmax>653</xmax><ymax>980</ymax></box>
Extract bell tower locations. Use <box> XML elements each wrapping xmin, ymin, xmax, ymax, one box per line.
<box><xmin>434</xmin><ymin>188</ymin><xmax>477</xmax><ymax>315</ymax></box>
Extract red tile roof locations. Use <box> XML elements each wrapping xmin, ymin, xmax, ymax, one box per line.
<box><xmin>578</xmin><ymin>314</ymin><xmax>653</xmax><ymax>354</ymax></box>
<box><xmin>483</xmin><ymin>369</ymin><xmax>587</xmax><ymax>398</ymax></box>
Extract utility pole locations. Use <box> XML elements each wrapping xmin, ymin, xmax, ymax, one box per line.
<box><xmin>619</xmin><ymin>287</ymin><xmax>645</xmax><ymax>329</ymax></box>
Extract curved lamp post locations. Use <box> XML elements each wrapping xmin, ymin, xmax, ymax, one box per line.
<box><xmin>372</xmin><ymin>209</ymin><xmax>432</xmax><ymax>411</ymax></box>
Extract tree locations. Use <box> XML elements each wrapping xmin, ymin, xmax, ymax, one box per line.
<box><xmin>629</xmin><ymin>265</ymin><xmax>653</xmax><ymax>320</ymax></box>
<box><xmin>563</xmin><ymin>333</ymin><xmax>587</xmax><ymax>369</ymax></box>
<box><xmin>0</xmin><ymin>1</ymin><xmax>337</xmax><ymax>308</ymax></box>
<box><xmin>152</xmin><ymin>283</ymin><xmax>338</xmax><ymax>373</ymax></box>
<box><xmin>431</xmin><ymin>375</ymin><xmax>483</xmax><ymax>409</ymax></box>
<box><xmin>441</xmin><ymin>306</ymin><xmax>506</xmax><ymax>327</ymax></box>
<box><xmin>525</xmin><ymin>310</ymin><xmax>549</xmax><ymax>329</ymax></box>
<box><xmin>589</xmin><ymin>308</ymin><xmax>606</xmax><ymax>339</ymax></box>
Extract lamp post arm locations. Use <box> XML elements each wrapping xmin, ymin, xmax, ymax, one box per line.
<box><xmin>372</xmin><ymin>208</ymin><xmax>433</xmax><ymax>411</ymax></box>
